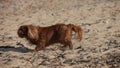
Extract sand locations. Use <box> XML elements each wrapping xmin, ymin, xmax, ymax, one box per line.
<box><xmin>0</xmin><ymin>0</ymin><xmax>120</xmax><ymax>68</ymax></box>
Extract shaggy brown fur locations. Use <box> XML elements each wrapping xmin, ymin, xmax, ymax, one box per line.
<box><xmin>17</xmin><ymin>23</ymin><xmax>82</xmax><ymax>51</ymax></box>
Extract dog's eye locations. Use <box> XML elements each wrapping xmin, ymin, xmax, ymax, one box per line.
<box><xmin>19</xmin><ymin>29</ymin><xmax>25</xmax><ymax>33</ymax></box>
<box><xmin>22</xmin><ymin>27</ymin><xmax>28</xmax><ymax>32</ymax></box>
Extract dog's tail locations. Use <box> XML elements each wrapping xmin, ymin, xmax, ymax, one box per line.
<box><xmin>68</xmin><ymin>24</ymin><xmax>82</xmax><ymax>41</ymax></box>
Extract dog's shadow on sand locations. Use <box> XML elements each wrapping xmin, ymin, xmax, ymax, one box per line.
<box><xmin>0</xmin><ymin>46</ymin><xmax>32</xmax><ymax>53</ymax></box>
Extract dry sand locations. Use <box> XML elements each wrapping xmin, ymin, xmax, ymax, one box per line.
<box><xmin>0</xmin><ymin>0</ymin><xmax>120</xmax><ymax>68</ymax></box>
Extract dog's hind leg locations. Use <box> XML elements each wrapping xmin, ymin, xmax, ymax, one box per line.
<box><xmin>69</xmin><ymin>41</ymin><xmax>73</xmax><ymax>49</ymax></box>
<box><xmin>67</xmin><ymin>41</ymin><xmax>73</xmax><ymax>49</ymax></box>
<box><xmin>62</xmin><ymin>45</ymin><xmax>68</xmax><ymax>48</ymax></box>
<box><xmin>62</xmin><ymin>40</ymin><xmax>73</xmax><ymax>49</ymax></box>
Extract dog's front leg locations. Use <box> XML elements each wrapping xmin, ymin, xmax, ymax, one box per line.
<box><xmin>34</xmin><ymin>40</ymin><xmax>46</xmax><ymax>52</ymax></box>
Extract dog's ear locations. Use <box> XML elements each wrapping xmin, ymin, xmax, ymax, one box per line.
<box><xmin>27</xmin><ymin>25</ymin><xmax>39</xmax><ymax>40</ymax></box>
<box><xmin>17</xmin><ymin>25</ymin><xmax>28</xmax><ymax>38</ymax></box>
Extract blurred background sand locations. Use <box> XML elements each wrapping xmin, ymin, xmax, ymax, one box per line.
<box><xmin>0</xmin><ymin>0</ymin><xmax>120</xmax><ymax>68</ymax></box>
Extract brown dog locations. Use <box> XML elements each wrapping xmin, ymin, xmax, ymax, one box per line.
<box><xmin>17</xmin><ymin>23</ymin><xmax>82</xmax><ymax>51</ymax></box>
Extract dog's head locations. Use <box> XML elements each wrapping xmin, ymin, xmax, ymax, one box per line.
<box><xmin>17</xmin><ymin>25</ymin><xmax>39</xmax><ymax>40</ymax></box>
<box><xmin>17</xmin><ymin>25</ymin><xmax>28</xmax><ymax>38</ymax></box>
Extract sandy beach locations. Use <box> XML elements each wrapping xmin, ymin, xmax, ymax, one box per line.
<box><xmin>0</xmin><ymin>0</ymin><xmax>120</xmax><ymax>68</ymax></box>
